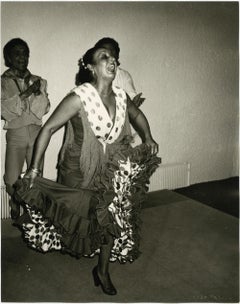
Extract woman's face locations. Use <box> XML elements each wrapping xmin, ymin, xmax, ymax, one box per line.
<box><xmin>91</xmin><ymin>48</ymin><xmax>117</xmax><ymax>81</ymax></box>
<box><xmin>7</xmin><ymin>44</ymin><xmax>29</xmax><ymax>72</ymax></box>
<box><xmin>99</xmin><ymin>43</ymin><xmax>118</xmax><ymax>62</ymax></box>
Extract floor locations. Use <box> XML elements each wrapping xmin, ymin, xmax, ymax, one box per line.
<box><xmin>174</xmin><ymin>176</ymin><xmax>239</xmax><ymax>218</ymax></box>
<box><xmin>143</xmin><ymin>177</ymin><xmax>239</xmax><ymax>218</ymax></box>
<box><xmin>1</xmin><ymin>177</ymin><xmax>239</xmax><ymax>302</ymax></box>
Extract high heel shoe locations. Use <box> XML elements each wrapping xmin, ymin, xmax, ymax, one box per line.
<box><xmin>92</xmin><ymin>266</ymin><xmax>117</xmax><ymax>295</ymax></box>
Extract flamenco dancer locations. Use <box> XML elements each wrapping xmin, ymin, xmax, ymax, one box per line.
<box><xmin>14</xmin><ymin>45</ymin><xmax>160</xmax><ymax>296</ymax></box>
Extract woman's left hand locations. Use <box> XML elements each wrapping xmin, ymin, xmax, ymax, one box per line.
<box><xmin>145</xmin><ymin>137</ymin><xmax>159</xmax><ymax>155</ymax></box>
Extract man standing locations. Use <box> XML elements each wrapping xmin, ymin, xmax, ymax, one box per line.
<box><xmin>1</xmin><ymin>38</ymin><xmax>50</xmax><ymax>219</ymax></box>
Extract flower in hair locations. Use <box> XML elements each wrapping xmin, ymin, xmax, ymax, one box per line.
<box><xmin>80</xmin><ymin>57</ymin><xmax>88</xmax><ymax>70</ymax></box>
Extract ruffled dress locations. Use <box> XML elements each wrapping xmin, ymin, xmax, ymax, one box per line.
<box><xmin>14</xmin><ymin>83</ymin><xmax>161</xmax><ymax>263</ymax></box>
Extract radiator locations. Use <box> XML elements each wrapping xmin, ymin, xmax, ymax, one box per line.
<box><xmin>1</xmin><ymin>186</ymin><xmax>11</xmax><ymax>219</ymax></box>
<box><xmin>149</xmin><ymin>162</ymin><xmax>191</xmax><ymax>192</ymax></box>
<box><xmin>1</xmin><ymin>186</ymin><xmax>25</xmax><ymax>219</ymax></box>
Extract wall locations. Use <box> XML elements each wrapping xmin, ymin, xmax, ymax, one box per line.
<box><xmin>1</xmin><ymin>2</ymin><xmax>238</xmax><ymax>185</ymax></box>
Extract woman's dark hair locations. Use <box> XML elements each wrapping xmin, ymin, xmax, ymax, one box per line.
<box><xmin>3</xmin><ymin>38</ymin><xmax>30</xmax><ymax>67</ymax></box>
<box><xmin>75</xmin><ymin>47</ymin><xmax>98</xmax><ymax>86</ymax></box>
<box><xmin>94</xmin><ymin>37</ymin><xmax>120</xmax><ymax>65</ymax></box>
<box><xmin>94</xmin><ymin>37</ymin><xmax>120</xmax><ymax>57</ymax></box>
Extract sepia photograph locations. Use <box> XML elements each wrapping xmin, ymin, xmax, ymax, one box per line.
<box><xmin>1</xmin><ymin>1</ymin><xmax>239</xmax><ymax>302</ymax></box>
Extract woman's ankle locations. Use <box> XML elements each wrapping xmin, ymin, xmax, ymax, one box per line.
<box><xmin>97</xmin><ymin>265</ymin><xmax>109</xmax><ymax>277</ymax></box>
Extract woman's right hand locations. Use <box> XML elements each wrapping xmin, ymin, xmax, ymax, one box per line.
<box><xmin>24</xmin><ymin>168</ymin><xmax>39</xmax><ymax>188</ymax></box>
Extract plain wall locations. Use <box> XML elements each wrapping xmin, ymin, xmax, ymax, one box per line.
<box><xmin>1</xmin><ymin>2</ymin><xmax>238</xmax><ymax>185</ymax></box>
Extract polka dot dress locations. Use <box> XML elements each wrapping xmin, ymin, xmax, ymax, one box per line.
<box><xmin>23</xmin><ymin>204</ymin><xmax>62</xmax><ymax>252</ymax></box>
<box><xmin>73</xmin><ymin>83</ymin><xmax>127</xmax><ymax>152</ymax></box>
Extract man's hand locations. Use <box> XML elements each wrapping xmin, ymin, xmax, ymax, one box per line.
<box><xmin>31</xmin><ymin>79</ymin><xmax>41</xmax><ymax>95</ymax></box>
<box><xmin>132</xmin><ymin>93</ymin><xmax>145</xmax><ymax>108</ymax></box>
<box><xmin>20</xmin><ymin>79</ymin><xmax>41</xmax><ymax>100</ymax></box>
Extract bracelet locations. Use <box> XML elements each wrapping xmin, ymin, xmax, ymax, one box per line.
<box><xmin>29</xmin><ymin>167</ymin><xmax>41</xmax><ymax>175</ymax></box>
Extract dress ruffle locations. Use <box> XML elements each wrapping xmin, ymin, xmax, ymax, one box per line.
<box><xmin>95</xmin><ymin>143</ymin><xmax>161</xmax><ymax>262</ymax></box>
<box><xmin>14</xmin><ymin>178</ymin><xmax>102</xmax><ymax>257</ymax></box>
<box><xmin>14</xmin><ymin>144</ymin><xmax>161</xmax><ymax>262</ymax></box>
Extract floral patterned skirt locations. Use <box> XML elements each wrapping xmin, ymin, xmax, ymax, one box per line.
<box><xmin>14</xmin><ymin>144</ymin><xmax>160</xmax><ymax>263</ymax></box>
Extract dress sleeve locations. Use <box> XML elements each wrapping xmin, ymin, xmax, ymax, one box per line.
<box><xmin>30</xmin><ymin>79</ymin><xmax>50</xmax><ymax>119</ymax></box>
<box><xmin>1</xmin><ymin>77</ymin><xmax>23</xmax><ymax>121</ymax></box>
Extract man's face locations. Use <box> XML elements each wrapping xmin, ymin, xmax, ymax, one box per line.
<box><xmin>8</xmin><ymin>44</ymin><xmax>29</xmax><ymax>72</ymax></box>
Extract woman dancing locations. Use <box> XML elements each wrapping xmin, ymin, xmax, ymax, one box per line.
<box><xmin>14</xmin><ymin>45</ymin><xmax>160</xmax><ymax>296</ymax></box>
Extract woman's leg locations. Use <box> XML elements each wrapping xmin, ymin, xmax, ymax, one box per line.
<box><xmin>98</xmin><ymin>236</ymin><xmax>113</xmax><ymax>276</ymax></box>
<box><xmin>93</xmin><ymin>234</ymin><xmax>117</xmax><ymax>295</ymax></box>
